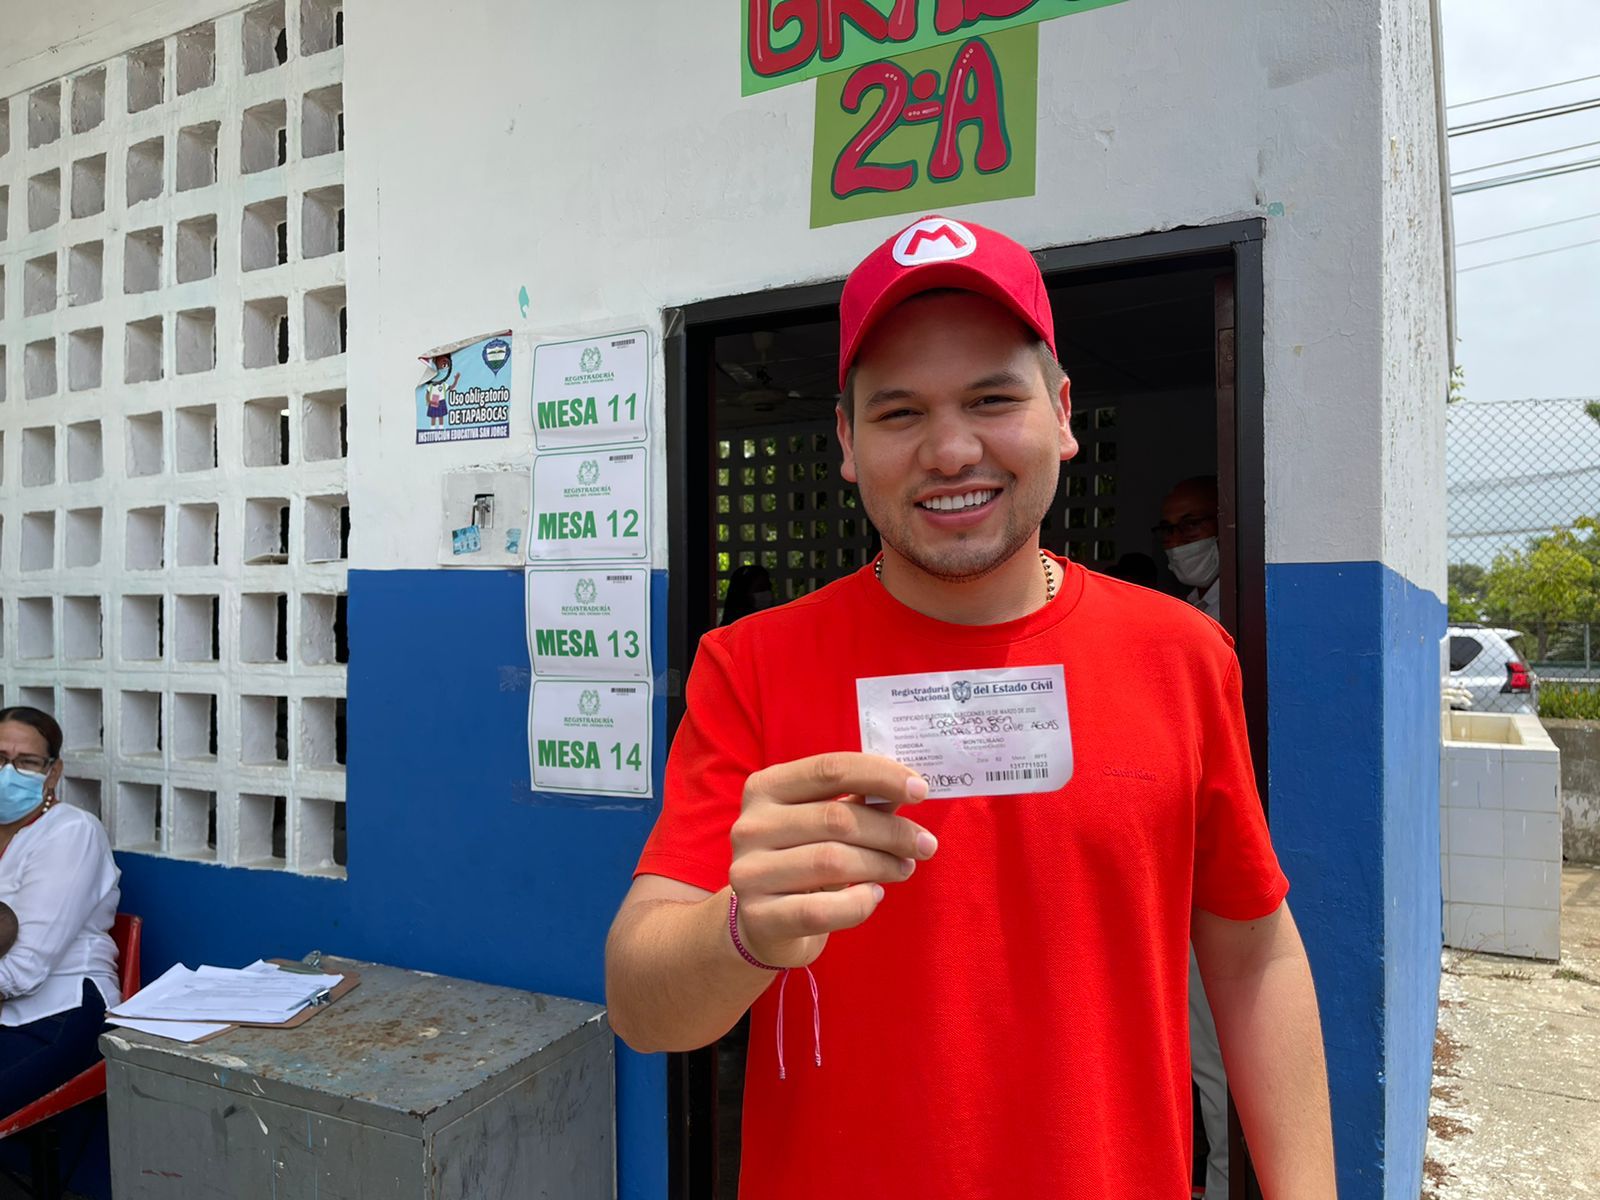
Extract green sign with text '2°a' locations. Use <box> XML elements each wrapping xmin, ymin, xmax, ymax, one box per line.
<box><xmin>811</xmin><ymin>24</ymin><xmax>1037</xmax><ymax>228</ymax></box>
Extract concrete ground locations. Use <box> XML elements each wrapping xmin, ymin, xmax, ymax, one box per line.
<box><xmin>1424</xmin><ymin>865</ymin><xmax>1600</xmax><ymax>1198</ymax></box>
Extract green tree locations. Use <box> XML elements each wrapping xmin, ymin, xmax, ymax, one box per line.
<box><xmin>1447</xmin><ymin>562</ymin><xmax>1487</xmax><ymax>622</ymax></box>
<box><xmin>1484</xmin><ymin>527</ymin><xmax>1597</xmax><ymax>659</ymax></box>
<box><xmin>1447</xmin><ymin>584</ymin><xmax>1479</xmax><ymax>623</ymax></box>
<box><xmin>1576</xmin><ymin>515</ymin><xmax>1600</xmax><ymax>572</ymax></box>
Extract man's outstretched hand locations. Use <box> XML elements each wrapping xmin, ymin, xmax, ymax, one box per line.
<box><xmin>728</xmin><ymin>752</ymin><xmax>937</xmax><ymax>968</ymax></box>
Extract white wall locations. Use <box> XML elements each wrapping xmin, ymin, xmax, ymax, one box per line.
<box><xmin>1</xmin><ymin>0</ymin><xmax>350</xmax><ymax>872</ymax></box>
<box><xmin>7</xmin><ymin>0</ymin><xmax>1448</xmax><ymax>590</ymax></box>
<box><xmin>0</xmin><ymin>0</ymin><xmax>245</xmax><ymax>94</ymax></box>
<box><xmin>338</xmin><ymin>0</ymin><xmax>1427</xmax><ymax>581</ymax></box>
<box><xmin>1379</xmin><ymin>0</ymin><xmax>1451</xmax><ymax>595</ymax></box>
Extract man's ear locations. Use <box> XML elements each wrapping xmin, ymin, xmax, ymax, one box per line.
<box><xmin>1057</xmin><ymin>375</ymin><xmax>1078</xmax><ymax>463</ymax></box>
<box><xmin>836</xmin><ymin>403</ymin><xmax>859</xmax><ymax>484</ymax></box>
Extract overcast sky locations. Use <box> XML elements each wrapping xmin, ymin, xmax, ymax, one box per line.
<box><xmin>1441</xmin><ymin>0</ymin><xmax>1600</xmax><ymax>403</ymax></box>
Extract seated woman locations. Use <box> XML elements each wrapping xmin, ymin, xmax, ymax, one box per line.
<box><xmin>0</xmin><ymin>707</ymin><xmax>121</xmax><ymax>1117</ymax></box>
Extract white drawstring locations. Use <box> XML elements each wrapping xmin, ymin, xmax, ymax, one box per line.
<box><xmin>775</xmin><ymin>966</ymin><xmax>821</xmax><ymax>1080</ymax></box>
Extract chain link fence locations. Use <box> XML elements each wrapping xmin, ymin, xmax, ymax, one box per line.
<box><xmin>1446</xmin><ymin>397</ymin><xmax>1600</xmax><ymax>720</ymax></box>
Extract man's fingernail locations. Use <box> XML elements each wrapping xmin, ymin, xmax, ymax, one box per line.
<box><xmin>871</xmin><ymin>884</ymin><xmax>886</xmax><ymax>902</ymax></box>
<box><xmin>906</xmin><ymin>776</ymin><xmax>929</xmax><ymax>801</ymax></box>
<box><xmin>900</xmin><ymin>857</ymin><xmax>916</xmax><ymax>877</ymax></box>
<box><xmin>916</xmin><ymin>831</ymin><xmax>938</xmax><ymax>858</ymax></box>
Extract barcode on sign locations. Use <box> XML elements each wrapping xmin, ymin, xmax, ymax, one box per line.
<box><xmin>986</xmin><ymin>766</ymin><xmax>1050</xmax><ymax>782</ymax></box>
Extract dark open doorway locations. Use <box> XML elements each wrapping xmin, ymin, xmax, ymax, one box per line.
<box><xmin>662</xmin><ymin>219</ymin><xmax>1266</xmax><ymax>1200</ymax></box>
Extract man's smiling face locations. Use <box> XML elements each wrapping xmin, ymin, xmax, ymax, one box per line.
<box><xmin>838</xmin><ymin>290</ymin><xmax>1076</xmax><ymax>584</ymax></box>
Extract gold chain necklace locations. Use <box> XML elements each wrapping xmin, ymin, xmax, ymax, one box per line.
<box><xmin>875</xmin><ymin>548</ymin><xmax>1057</xmax><ymax>604</ymax></box>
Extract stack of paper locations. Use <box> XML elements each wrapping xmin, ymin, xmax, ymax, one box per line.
<box><xmin>109</xmin><ymin>1017</ymin><xmax>234</xmax><ymax>1043</ymax></box>
<box><xmin>108</xmin><ymin>960</ymin><xmax>345</xmax><ymax>1042</ymax></box>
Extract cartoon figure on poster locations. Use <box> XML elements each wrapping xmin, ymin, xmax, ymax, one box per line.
<box><xmin>421</xmin><ymin>358</ymin><xmax>460</xmax><ymax>429</ymax></box>
<box><xmin>415</xmin><ymin>331</ymin><xmax>513</xmax><ymax>445</ymax></box>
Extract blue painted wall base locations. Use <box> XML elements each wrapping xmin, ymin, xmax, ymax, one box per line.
<box><xmin>113</xmin><ymin>569</ymin><xmax>669</xmax><ymax>1200</ymax></box>
<box><xmin>1268</xmin><ymin>561</ymin><xmax>1445</xmax><ymax>1200</ymax></box>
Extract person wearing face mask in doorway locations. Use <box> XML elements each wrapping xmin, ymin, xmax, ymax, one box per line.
<box><xmin>1156</xmin><ymin>474</ymin><xmax>1229</xmax><ymax>1197</ymax></box>
<box><xmin>0</xmin><ymin>706</ymin><xmax>123</xmax><ymax>1119</ymax></box>
<box><xmin>1159</xmin><ymin>475</ymin><xmax>1222</xmax><ymax>619</ymax></box>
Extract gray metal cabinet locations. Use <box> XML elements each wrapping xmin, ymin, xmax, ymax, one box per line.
<box><xmin>100</xmin><ymin>957</ymin><xmax>614</xmax><ymax>1199</ymax></box>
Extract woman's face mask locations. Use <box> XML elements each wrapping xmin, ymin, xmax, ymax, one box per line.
<box><xmin>0</xmin><ymin>765</ymin><xmax>48</xmax><ymax>824</ymax></box>
<box><xmin>1165</xmin><ymin>536</ymin><xmax>1220</xmax><ymax>588</ymax></box>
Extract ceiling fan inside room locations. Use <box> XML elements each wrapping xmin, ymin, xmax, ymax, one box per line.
<box><xmin>715</xmin><ymin>330</ymin><xmax>840</xmax><ymax>428</ymax></box>
<box><xmin>719</xmin><ymin>330</ymin><xmax>794</xmax><ymax>411</ymax></box>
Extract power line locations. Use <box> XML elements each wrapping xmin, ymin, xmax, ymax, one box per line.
<box><xmin>1458</xmin><ymin>236</ymin><xmax>1600</xmax><ymax>273</ymax></box>
<box><xmin>1457</xmin><ymin>210</ymin><xmax>1600</xmax><ymax>247</ymax></box>
<box><xmin>1446</xmin><ymin>396</ymin><xmax>1600</xmax><ymax>407</ymax></box>
<box><xmin>1452</xmin><ymin>156</ymin><xmax>1600</xmax><ymax>196</ymax></box>
<box><xmin>1448</xmin><ymin>72</ymin><xmax>1600</xmax><ymax>109</ymax></box>
<box><xmin>1448</xmin><ymin>524</ymin><xmax>1590</xmax><ymax>538</ymax></box>
<box><xmin>1446</xmin><ymin>401</ymin><xmax>1600</xmax><ymax>412</ymax></box>
<box><xmin>1452</xmin><ymin>139</ymin><xmax>1600</xmax><ymax>177</ymax></box>
<box><xmin>1450</xmin><ymin>465</ymin><xmax>1600</xmax><ymax>493</ymax></box>
<box><xmin>1448</xmin><ymin>97</ymin><xmax>1600</xmax><ymax>137</ymax></box>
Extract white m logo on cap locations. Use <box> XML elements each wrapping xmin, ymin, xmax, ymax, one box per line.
<box><xmin>892</xmin><ymin>218</ymin><xmax>978</xmax><ymax>267</ymax></box>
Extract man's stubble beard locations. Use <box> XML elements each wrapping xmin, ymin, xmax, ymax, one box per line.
<box><xmin>861</xmin><ymin>464</ymin><xmax>1061</xmax><ymax>584</ymax></box>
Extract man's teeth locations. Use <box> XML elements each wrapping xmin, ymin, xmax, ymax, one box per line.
<box><xmin>919</xmin><ymin>490</ymin><xmax>996</xmax><ymax>512</ymax></box>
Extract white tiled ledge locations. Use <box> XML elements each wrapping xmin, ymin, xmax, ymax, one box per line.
<box><xmin>1442</xmin><ymin>711</ymin><xmax>1562</xmax><ymax>960</ymax></box>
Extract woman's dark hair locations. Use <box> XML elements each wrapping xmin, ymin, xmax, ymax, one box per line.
<box><xmin>0</xmin><ymin>707</ymin><xmax>64</xmax><ymax>758</ymax></box>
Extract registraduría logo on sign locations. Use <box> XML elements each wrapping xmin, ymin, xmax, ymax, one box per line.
<box><xmin>554</xmin><ymin>455</ymin><xmax>611</xmax><ymax>509</ymax></box>
<box><xmin>579</xmin><ymin>689</ymin><xmax>602</xmax><ymax>717</ymax></box>
<box><xmin>564</xmin><ymin>344</ymin><xmax>614</xmax><ymax>387</ymax></box>
<box><xmin>559</xmin><ymin>574</ymin><xmax>613</xmax><ymax>618</ymax></box>
<box><xmin>951</xmin><ymin>680</ymin><xmax>973</xmax><ymax>704</ymax></box>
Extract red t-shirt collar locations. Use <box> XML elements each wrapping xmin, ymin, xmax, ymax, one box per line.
<box><xmin>856</xmin><ymin>551</ymin><xmax>1085</xmax><ymax>647</ymax></box>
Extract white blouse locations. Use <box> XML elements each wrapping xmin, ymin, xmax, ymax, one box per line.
<box><xmin>0</xmin><ymin>803</ymin><xmax>122</xmax><ymax>1026</ymax></box>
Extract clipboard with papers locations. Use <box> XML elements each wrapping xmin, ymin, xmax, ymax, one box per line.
<box><xmin>107</xmin><ymin>959</ymin><xmax>362</xmax><ymax>1044</ymax></box>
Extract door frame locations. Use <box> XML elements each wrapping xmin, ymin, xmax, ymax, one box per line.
<box><xmin>660</xmin><ymin>217</ymin><xmax>1268</xmax><ymax>1200</ymax></box>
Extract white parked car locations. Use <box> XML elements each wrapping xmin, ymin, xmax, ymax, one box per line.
<box><xmin>1447</xmin><ymin>625</ymin><xmax>1537</xmax><ymax>715</ymax></box>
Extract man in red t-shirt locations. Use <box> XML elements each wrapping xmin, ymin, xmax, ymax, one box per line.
<box><xmin>606</xmin><ymin>216</ymin><xmax>1336</xmax><ymax>1198</ymax></box>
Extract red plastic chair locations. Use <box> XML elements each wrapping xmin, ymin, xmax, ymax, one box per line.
<box><xmin>0</xmin><ymin>913</ymin><xmax>142</xmax><ymax>1197</ymax></box>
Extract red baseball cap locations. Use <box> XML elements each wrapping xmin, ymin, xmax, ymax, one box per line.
<box><xmin>837</xmin><ymin>214</ymin><xmax>1056</xmax><ymax>389</ymax></box>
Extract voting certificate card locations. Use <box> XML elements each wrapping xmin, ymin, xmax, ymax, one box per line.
<box><xmin>856</xmin><ymin>665</ymin><xmax>1072</xmax><ymax>799</ymax></box>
